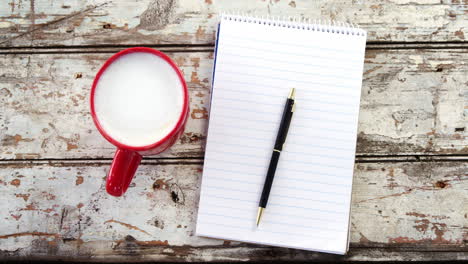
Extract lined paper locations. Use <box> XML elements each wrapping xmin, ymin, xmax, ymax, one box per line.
<box><xmin>196</xmin><ymin>16</ymin><xmax>367</xmax><ymax>254</ymax></box>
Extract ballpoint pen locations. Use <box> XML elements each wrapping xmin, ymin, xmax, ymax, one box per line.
<box><xmin>256</xmin><ymin>88</ymin><xmax>296</xmax><ymax>226</ymax></box>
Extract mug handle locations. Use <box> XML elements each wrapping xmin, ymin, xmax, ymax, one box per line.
<box><xmin>106</xmin><ymin>148</ymin><xmax>142</xmax><ymax>196</ymax></box>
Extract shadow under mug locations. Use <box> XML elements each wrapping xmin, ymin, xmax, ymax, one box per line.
<box><xmin>90</xmin><ymin>47</ymin><xmax>189</xmax><ymax>197</ymax></box>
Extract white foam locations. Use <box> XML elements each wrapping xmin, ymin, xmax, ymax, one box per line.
<box><xmin>94</xmin><ymin>52</ymin><xmax>184</xmax><ymax>147</ymax></box>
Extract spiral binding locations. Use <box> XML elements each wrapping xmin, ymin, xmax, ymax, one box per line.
<box><xmin>220</xmin><ymin>13</ymin><xmax>366</xmax><ymax>37</ymax></box>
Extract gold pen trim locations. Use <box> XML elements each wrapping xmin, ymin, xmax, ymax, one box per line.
<box><xmin>288</xmin><ymin>88</ymin><xmax>296</xmax><ymax>99</ymax></box>
<box><xmin>273</xmin><ymin>149</ymin><xmax>281</xmax><ymax>153</ymax></box>
<box><xmin>256</xmin><ymin>207</ymin><xmax>264</xmax><ymax>227</ymax></box>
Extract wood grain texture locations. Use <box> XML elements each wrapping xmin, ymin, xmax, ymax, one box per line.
<box><xmin>0</xmin><ymin>0</ymin><xmax>467</xmax><ymax>47</ymax></box>
<box><xmin>1</xmin><ymin>49</ymin><xmax>467</xmax><ymax>159</ymax></box>
<box><xmin>0</xmin><ymin>0</ymin><xmax>466</xmax><ymax>262</ymax></box>
<box><xmin>0</xmin><ymin>161</ymin><xmax>466</xmax><ymax>261</ymax></box>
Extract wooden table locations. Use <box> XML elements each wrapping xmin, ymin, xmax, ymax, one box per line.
<box><xmin>1</xmin><ymin>0</ymin><xmax>467</xmax><ymax>262</ymax></box>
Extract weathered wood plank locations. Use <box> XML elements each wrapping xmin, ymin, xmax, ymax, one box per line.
<box><xmin>0</xmin><ymin>0</ymin><xmax>467</xmax><ymax>47</ymax></box>
<box><xmin>0</xmin><ymin>52</ymin><xmax>211</xmax><ymax>159</ymax></box>
<box><xmin>1</xmin><ymin>49</ymin><xmax>467</xmax><ymax>159</ymax></box>
<box><xmin>0</xmin><ymin>161</ymin><xmax>466</xmax><ymax>261</ymax></box>
<box><xmin>1</xmin><ymin>247</ymin><xmax>468</xmax><ymax>263</ymax></box>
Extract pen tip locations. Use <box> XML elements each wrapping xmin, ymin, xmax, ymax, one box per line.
<box><xmin>256</xmin><ymin>207</ymin><xmax>264</xmax><ymax>227</ymax></box>
<box><xmin>288</xmin><ymin>88</ymin><xmax>296</xmax><ymax>99</ymax></box>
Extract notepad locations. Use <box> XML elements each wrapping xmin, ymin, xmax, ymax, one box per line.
<box><xmin>196</xmin><ymin>14</ymin><xmax>367</xmax><ymax>254</ymax></box>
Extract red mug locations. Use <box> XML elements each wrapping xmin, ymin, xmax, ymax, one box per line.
<box><xmin>90</xmin><ymin>47</ymin><xmax>189</xmax><ymax>197</ymax></box>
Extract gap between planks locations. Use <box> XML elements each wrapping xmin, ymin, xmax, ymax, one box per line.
<box><xmin>1</xmin><ymin>155</ymin><xmax>468</xmax><ymax>167</ymax></box>
<box><xmin>0</xmin><ymin>42</ymin><xmax>468</xmax><ymax>54</ymax></box>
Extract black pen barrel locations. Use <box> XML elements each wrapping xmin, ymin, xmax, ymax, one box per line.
<box><xmin>259</xmin><ymin>151</ymin><xmax>280</xmax><ymax>208</ymax></box>
<box><xmin>259</xmin><ymin>96</ymin><xmax>295</xmax><ymax>209</ymax></box>
<box><xmin>256</xmin><ymin>89</ymin><xmax>295</xmax><ymax>226</ymax></box>
<box><xmin>274</xmin><ymin>98</ymin><xmax>294</xmax><ymax>151</ymax></box>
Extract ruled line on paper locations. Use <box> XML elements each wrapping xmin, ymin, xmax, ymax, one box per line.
<box><xmin>202</xmin><ymin>178</ymin><xmax>350</xmax><ymax>198</ymax></box>
<box><xmin>207</xmin><ymin>129</ymin><xmax>354</xmax><ymax>147</ymax></box>
<box><xmin>218</xmin><ymin>60</ymin><xmax>360</xmax><ymax>81</ymax></box>
<box><xmin>205</xmin><ymin>157</ymin><xmax>352</xmax><ymax>176</ymax></box>
<box><xmin>205</xmin><ymin>157</ymin><xmax>352</xmax><ymax>178</ymax></box>
<box><xmin>203</xmin><ymin>169</ymin><xmax>351</xmax><ymax>188</ymax></box>
<box><xmin>198</xmin><ymin>212</ymin><xmax>344</xmax><ymax>232</ymax></box>
<box><xmin>207</xmin><ymin>140</ymin><xmax>356</xmax><ymax>152</ymax></box>
<box><xmin>292</xmin><ymin>123</ymin><xmax>357</xmax><ymax>133</ymax></box>
<box><xmin>212</xmin><ymin>112</ymin><xmax>357</xmax><ymax>126</ymax></box>
<box><xmin>204</xmin><ymin>170</ymin><xmax>352</xmax><ymax>186</ymax></box>
<box><xmin>213</xmin><ymin>96</ymin><xmax>359</xmax><ymax>116</ymax></box>
<box><xmin>200</xmin><ymin>202</ymin><xmax>347</xmax><ymax>223</ymax></box>
<box><xmin>218</xmin><ymin>79</ymin><xmax>360</xmax><ymax>98</ymax></box>
<box><xmin>208</xmin><ymin>148</ymin><xmax>351</xmax><ymax>162</ymax></box>
<box><xmin>202</xmin><ymin>184</ymin><xmax>349</xmax><ymax>206</ymax></box>
<box><xmin>221</xmin><ymin>52</ymin><xmax>359</xmax><ymax>72</ymax></box>
<box><xmin>216</xmin><ymin>69</ymin><xmax>354</xmax><ymax>89</ymax></box>
<box><xmin>212</xmin><ymin>95</ymin><xmax>284</xmax><ymax>107</ymax></box>
<box><xmin>208</xmin><ymin>120</ymin><xmax>357</xmax><ymax>136</ymax></box>
<box><xmin>206</xmin><ymin>151</ymin><xmax>353</xmax><ymax>170</ymax></box>
<box><xmin>209</xmin><ymin>129</ymin><xmax>352</xmax><ymax>144</ymax></box>
<box><xmin>211</xmin><ymin>104</ymin><xmax>359</xmax><ymax>123</ymax></box>
<box><xmin>202</xmin><ymin>194</ymin><xmax>348</xmax><ymax>214</ymax></box>
<box><xmin>197</xmin><ymin>220</ymin><xmax>336</xmax><ymax>240</ymax></box>
<box><xmin>217</xmin><ymin>92</ymin><xmax>356</xmax><ymax>110</ymax></box>
<box><xmin>202</xmin><ymin>178</ymin><xmax>351</xmax><ymax>199</ymax></box>
<box><xmin>222</xmin><ymin>34</ymin><xmax>364</xmax><ymax>53</ymax></box>
<box><xmin>207</xmin><ymin>142</ymin><xmax>349</xmax><ymax>161</ymax></box>
<box><xmin>221</xmin><ymin>43</ymin><xmax>363</xmax><ymax>63</ymax></box>
<box><xmin>211</xmin><ymin>110</ymin><xmax>358</xmax><ymax>127</ymax></box>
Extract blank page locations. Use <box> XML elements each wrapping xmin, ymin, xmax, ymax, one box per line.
<box><xmin>196</xmin><ymin>14</ymin><xmax>367</xmax><ymax>254</ymax></box>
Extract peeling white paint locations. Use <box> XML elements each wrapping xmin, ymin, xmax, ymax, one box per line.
<box><xmin>0</xmin><ymin>162</ymin><xmax>466</xmax><ymax>260</ymax></box>
<box><xmin>0</xmin><ymin>0</ymin><xmax>466</xmax><ymax>47</ymax></box>
<box><xmin>1</xmin><ymin>50</ymin><xmax>467</xmax><ymax>159</ymax></box>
